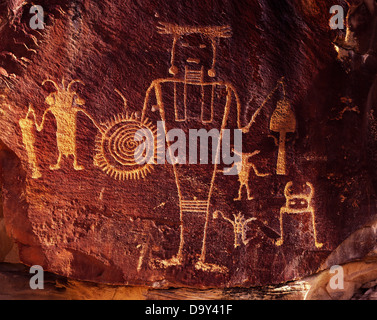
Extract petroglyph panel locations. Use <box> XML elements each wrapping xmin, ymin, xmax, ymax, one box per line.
<box><xmin>0</xmin><ymin>0</ymin><xmax>374</xmax><ymax>288</ymax></box>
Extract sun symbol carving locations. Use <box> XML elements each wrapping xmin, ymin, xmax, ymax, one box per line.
<box><xmin>94</xmin><ymin>112</ymin><xmax>156</xmax><ymax>180</ymax></box>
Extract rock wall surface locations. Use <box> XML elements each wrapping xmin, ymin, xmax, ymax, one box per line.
<box><xmin>0</xmin><ymin>0</ymin><xmax>376</xmax><ymax>290</ymax></box>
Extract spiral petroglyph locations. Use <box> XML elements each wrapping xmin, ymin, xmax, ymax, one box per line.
<box><xmin>94</xmin><ymin>113</ymin><xmax>156</xmax><ymax>180</ymax></box>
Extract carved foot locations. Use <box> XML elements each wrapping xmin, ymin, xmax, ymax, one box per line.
<box><xmin>49</xmin><ymin>163</ymin><xmax>61</xmax><ymax>170</ymax></box>
<box><xmin>32</xmin><ymin>169</ymin><xmax>42</xmax><ymax>179</ymax></box>
<box><xmin>315</xmin><ymin>241</ymin><xmax>323</xmax><ymax>249</ymax></box>
<box><xmin>275</xmin><ymin>239</ymin><xmax>283</xmax><ymax>246</ymax></box>
<box><xmin>73</xmin><ymin>164</ymin><xmax>84</xmax><ymax>171</ymax></box>
<box><xmin>154</xmin><ymin>256</ymin><xmax>182</xmax><ymax>268</ymax></box>
<box><xmin>194</xmin><ymin>261</ymin><xmax>228</xmax><ymax>273</ymax></box>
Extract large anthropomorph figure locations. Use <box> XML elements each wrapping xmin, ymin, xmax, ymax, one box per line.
<box><xmin>141</xmin><ymin>23</ymin><xmax>258</xmax><ymax>273</ymax></box>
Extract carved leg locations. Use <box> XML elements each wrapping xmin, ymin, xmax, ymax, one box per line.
<box><xmin>154</xmin><ymin>255</ymin><xmax>183</xmax><ymax>268</ymax></box>
<box><xmin>32</xmin><ymin>168</ymin><xmax>42</xmax><ymax>179</ymax></box>
<box><xmin>154</xmin><ymin>246</ymin><xmax>183</xmax><ymax>268</ymax></box>
<box><xmin>50</xmin><ymin>152</ymin><xmax>62</xmax><ymax>170</ymax></box>
<box><xmin>275</xmin><ymin>208</ymin><xmax>285</xmax><ymax>246</ymax></box>
<box><xmin>234</xmin><ymin>230</ymin><xmax>241</xmax><ymax>248</ymax></box>
<box><xmin>194</xmin><ymin>260</ymin><xmax>228</xmax><ymax>273</ymax></box>
<box><xmin>163</xmin><ymin>223</ymin><xmax>184</xmax><ymax>266</ymax></box>
<box><xmin>234</xmin><ymin>184</ymin><xmax>244</xmax><ymax>201</ymax></box>
<box><xmin>241</xmin><ymin>232</ymin><xmax>249</xmax><ymax>247</ymax></box>
<box><xmin>26</xmin><ymin>147</ymin><xmax>42</xmax><ymax>178</ymax></box>
<box><xmin>195</xmin><ymin>206</ymin><xmax>228</xmax><ymax>274</ymax></box>
<box><xmin>195</xmin><ymin>236</ymin><xmax>228</xmax><ymax>273</ymax></box>
<box><xmin>311</xmin><ymin>209</ymin><xmax>323</xmax><ymax>249</ymax></box>
<box><xmin>246</xmin><ymin>183</ymin><xmax>254</xmax><ymax>200</ymax></box>
<box><xmin>73</xmin><ymin>153</ymin><xmax>84</xmax><ymax>171</ymax></box>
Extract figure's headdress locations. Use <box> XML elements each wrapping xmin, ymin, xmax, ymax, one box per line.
<box><xmin>157</xmin><ymin>22</ymin><xmax>232</xmax><ymax>38</ymax></box>
<box><xmin>157</xmin><ymin>22</ymin><xmax>232</xmax><ymax>77</ymax></box>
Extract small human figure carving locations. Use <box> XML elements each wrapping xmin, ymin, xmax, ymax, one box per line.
<box><xmin>213</xmin><ymin>211</ymin><xmax>256</xmax><ymax>248</ymax></box>
<box><xmin>25</xmin><ymin>78</ymin><xmax>101</xmax><ymax>172</ymax></box>
<box><xmin>19</xmin><ymin>106</ymin><xmax>42</xmax><ymax>179</ymax></box>
<box><xmin>224</xmin><ymin>149</ymin><xmax>270</xmax><ymax>201</ymax></box>
<box><xmin>42</xmin><ymin>79</ymin><xmax>87</xmax><ymax>170</ymax></box>
<box><xmin>276</xmin><ymin>181</ymin><xmax>323</xmax><ymax>249</ymax></box>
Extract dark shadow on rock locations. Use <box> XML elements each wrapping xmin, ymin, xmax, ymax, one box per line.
<box><xmin>0</xmin><ymin>140</ymin><xmax>47</xmax><ymax>268</ymax></box>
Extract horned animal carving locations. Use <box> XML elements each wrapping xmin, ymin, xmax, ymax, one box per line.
<box><xmin>276</xmin><ymin>181</ymin><xmax>323</xmax><ymax>248</ymax></box>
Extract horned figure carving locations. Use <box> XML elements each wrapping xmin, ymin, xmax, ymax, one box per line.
<box><xmin>21</xmin><ymin>78</ymin><xmax>100</xmax><ymax>174</ymax></box>
<box><xmin>276</xmin><ymin>181</ymin><xmax>323</xmax><ymax>248</ymax></box>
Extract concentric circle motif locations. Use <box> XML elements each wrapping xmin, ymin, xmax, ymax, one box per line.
<box><xmin>94</xmin><ymin>113</ymin><xmax>156</xmax><ymax>180</ymax></box>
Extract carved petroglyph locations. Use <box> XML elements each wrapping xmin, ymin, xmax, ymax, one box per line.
<box><xmin>145</xmin><ymin>23</ymin><xmax>297</xmax><ymax>272</ymax></box>
<box><xmin>194</xmin><ymin>260</ymin><xmax>228</xmax><ymax>274</ymax></box>
<box><xmin>157</xmin><ymin>22</ymin><xmax>231</xmax><ymax>78</ymax></box>
<box><xmin>94</xmin><ymin>112</ymin><xmax>156</xmax><ymax>180</ymax></box>
<box><xmin>157</xmin><ymin>22</ymin><xmax>232</xmax><ymax>38</ymax></box>
<box><xmin>137</xmin><ymin>242</ymin><xmax>148</xmax><ymax>273</ymax></box>
<box><xmin>14</xmin><ymin>19</ymin><xmax>325</xmax><ymax>278</ymax></box>
<box><xmin>94</xmin><ymin>89</ymin><xmax>156</xmax><ymax>180</ymax></box>
<box><xmin>213</xmin><ymin>211</ymin><xmax>256</xmax><ymax>248</ymax></box>
<box><xmin>224</xmin><ymin>149</ymin><xmax>270</xmax><ymax>201</ymax></box>
<box><xmin>20</xmin><ymin>78</ymin><xmax>102</xmax><ymax>175</ymax></box>
<box><xmin>276</xmin><ymin>182</ymin><xmax>323</xmax><ymax>248</ymax></box>
<box><xmin>269</xmin><ymin>80</ymin><xmax>296</xmax><ymax>175</ymax></box>
<box><xmin>19</xmin><ymin>105</ymin><xmax>42</xmax><ymax>179</ymax></box>
<box><xmin>42</xmin><ymin>78</ymin><xmax>87</xmax><ymax>170</ymax></box>
<box><xmin>242</xmin><ymin>77</ymin><xmax>288</xmax><ymax>134</ymax></box>
<box><xmin>154</xmin><ymin>195</ymin><xmax>229</xmax><ymax>274</ymax></box>
<box><xmin>181</xmin><ymin>199</ymin><xmax>208</xmax><ymax>214</ymax></box>
<box><xmin>145</xmin><ymin>22</ymin><xmax>260</xmax><ymax>273</ymax></box>
<box><xmin>20</xmin><ymin>81</ymin><xmax>157</xmax><ymax>180</ymax></box>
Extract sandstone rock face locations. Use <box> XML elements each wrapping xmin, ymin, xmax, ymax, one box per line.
<box><xmin>0</xmin><ymin>0</ymin><xmax>376</xmax><ymax>288</ymax></box>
